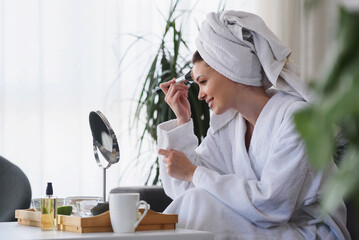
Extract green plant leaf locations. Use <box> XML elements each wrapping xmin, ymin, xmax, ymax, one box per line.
<box><xmin>294</xmin><ymin>7</ymin><xmax>359</xmax><ymax>216</ymax></box>
<box><xmin>294</xmin><ymin>107</ymin><xmax>335</xmax><ymax>169</ymax></box>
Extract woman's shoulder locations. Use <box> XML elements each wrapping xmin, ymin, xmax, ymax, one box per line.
<box><xmin>268</xmin><ymin>92</ymin><xmax>311</xmax><ymax>141</ymax></box>
<box><xmin>271</xmin><ymin>90</ymin><xmax>309</xmax><ymax>114</ymax></box>
<box><xmin>261</xmin><ymin>90</ymin><xmax>309</xmax><ymax>130</ymax></box>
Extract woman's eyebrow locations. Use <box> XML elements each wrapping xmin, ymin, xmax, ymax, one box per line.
<box><xmin>195</xmin><ymin>75</ymin><xmax>204</xmax><ymax>82</ymax></box>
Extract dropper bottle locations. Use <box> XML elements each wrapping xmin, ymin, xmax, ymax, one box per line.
<box><xmin>41</xmin><ymin>182</ymin><xmax>56</xmax><ymax>230</ymax></box>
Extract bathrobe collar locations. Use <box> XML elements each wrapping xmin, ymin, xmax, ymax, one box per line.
<box><xmin>209</xmin><ymin>108</ymin><xmax>238</xmax><ymax>134</ymax></box>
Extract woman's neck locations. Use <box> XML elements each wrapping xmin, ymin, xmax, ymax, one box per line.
<box><xmin>234</xmin><ymin>86</ymin><xmax>270</xmax><ymax>126</ymax></box>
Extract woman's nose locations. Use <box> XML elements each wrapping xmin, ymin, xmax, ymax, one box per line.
<box><xmin>198</xmin><ymin>89</ymin><xmax>206</xmax><ymax>100</ymax></box>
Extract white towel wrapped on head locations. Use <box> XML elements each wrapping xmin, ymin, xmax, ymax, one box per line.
<box><xmin>196</xmin><ymin>10</ymin><xmax>313</xmax><ymax>102</ymax></box>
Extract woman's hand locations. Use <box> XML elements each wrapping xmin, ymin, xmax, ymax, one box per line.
<box><xmin>158</xmin><ymin>148</ymin><xmax>196</xmax><ymax>182</ymax></box>
<box><xmin>160</xmin><ymin>79</ymin><xmax>191</xmax><ymax>126</ymax></box>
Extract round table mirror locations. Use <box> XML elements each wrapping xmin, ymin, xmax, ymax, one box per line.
<box><xmin>89</xmin><ymin>111</ymin><xmax>120</xmax><ymax>201</ymax></box>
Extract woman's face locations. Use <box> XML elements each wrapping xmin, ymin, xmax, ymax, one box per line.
<box><xmin>192</xmin><ymin>60</ymin><xmax>239</xmax><ymax>115</ymax></box>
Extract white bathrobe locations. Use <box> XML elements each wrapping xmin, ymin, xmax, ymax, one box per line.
<box><xmin>157</xmin><ymin>91</ymin><xmax>350</xmax><ymax>240</ymax></box>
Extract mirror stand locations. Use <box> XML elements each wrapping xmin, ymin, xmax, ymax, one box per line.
<box><xmin>92</xmin><ymin>139</ymin><xmax>112</xmax><ymax>202</ymax></box>
<box><xmin>103</xmin><ymin>168</ymin><xmax>106</xmax><ymax>202</ymax></box>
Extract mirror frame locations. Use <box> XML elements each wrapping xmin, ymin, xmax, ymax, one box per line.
<box><xmin>89</xmin><ymin>111</ymin><xmax>120</xmax><ymax>169</ymax></box>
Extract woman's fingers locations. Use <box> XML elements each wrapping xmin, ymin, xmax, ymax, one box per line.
<box><xmin>160</xmin><ymin>78</ymin><xmax>189</xmax><ymax>95</ymax></box>
<box><xmin>160</xmin><ymin>79</ymin><xmax>191</xmax><ymax>126</ymax></box>
<box><xmin>159</xmin><ymin>149</ymin><xmax>171</xmax><ymax>164</ymax></box>
<box><xmin>164</xmin><ymin>84</ymin><xmax>191</xmax><ymax>125</ymax></box>
<box><xmin>157</xmin><ymin>148</ymin><xmax>196</xmax><ymax>182</ymax></box>
<box><xmin>167</xmin><ymin>90</ymin><xmax>184</xmax><ymax>105</ymax></box>
<box><xmin>165</xmin><ymin>84</ymin><xmax>188</xmax><ymax>103</ymax></box>
<box><xmin>158</xmin><ymin>149</ymin><xmax>170</xmax><ymax>156</ymax></box>
<box><xmin>159</xmin><ymin>79</ymin><xmax>176</xmax><ymax>94</ymax></box>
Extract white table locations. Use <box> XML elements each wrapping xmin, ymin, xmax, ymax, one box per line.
<box><xmin>0</xmin><ymin>222</ymin><xmax>214</xmax><ymax>240</ymax></box>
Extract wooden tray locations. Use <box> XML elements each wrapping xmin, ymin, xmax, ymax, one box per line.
<box><xmin>15</xmin><ymin>209</ymin><xmax>41</xmax><ymax>227</ymax></box>
<box><xmin>15</xmin><ymin>209</ymin><xmax>178</xmax><ymax>233</ymax></box>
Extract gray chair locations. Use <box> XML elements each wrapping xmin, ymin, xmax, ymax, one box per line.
<box><xmin>334</xmin><ymin>135</ymin><xmax>358</xmax><ymax>240</ymax></box>
<box><xmin>0</xmin><ymin>155</ymin><xmax>32</xmax><ymax>222</ymax></box>
<box><xmin>110</xmin><ymin>186</ymin><xmax>172</xmax><ymax>212</ymax></box>
<box><xmin>346</xmin><ymin>199</ymin><xmax>358</xmax><ymax>240</ymax></box>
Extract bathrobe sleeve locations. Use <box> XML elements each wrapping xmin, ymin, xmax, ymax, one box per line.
<box><xmin>193</xmin><ymin>111</ymin><xmax>310</xmax><ymax>228</ymax></box>
<box><xmin>157</xmin><ymin>119</ymin><xmax>196</xmax><ymax>199</ymax></box>
<box><xmin>157</xmin><ymin>119</ymin><xmax>227</xmax><ymax>200</ymax></box>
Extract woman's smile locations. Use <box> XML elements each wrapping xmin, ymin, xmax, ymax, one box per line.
<box><xmin>206</xmin><ymin>98</ymin><xmax>214</xmax><ymax>109</ymax></box>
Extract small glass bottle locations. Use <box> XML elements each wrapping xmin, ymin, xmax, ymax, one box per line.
<box><xmin>41</xmin><ymin>182</ymin><xmax>56</xmax><ymax>230</ymax></box>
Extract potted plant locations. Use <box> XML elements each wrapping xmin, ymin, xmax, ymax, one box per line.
<box><xmin>133</xmin><ymin>0</ymin><xmax>210</xmax><ymax>185</ymax></box>
<box><xmin>294</xmin><ymin>5</ymin><xmax>359</xmax><ymax>237</ymax></box>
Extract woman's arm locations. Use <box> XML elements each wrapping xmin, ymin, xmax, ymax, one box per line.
<box><xmin>157</xmin><ymin>119</ymin><xmax>226</xmax><ymax>199</ymax></box>
<box><xmin>157</xmin><ymin>78</ymin><xmax>200</xmax><ymax>198</ymax></box>
<box><xmin>157</xmin><ymin>119</ymin><xmax>197</xmax><ymax>199</ymax></box>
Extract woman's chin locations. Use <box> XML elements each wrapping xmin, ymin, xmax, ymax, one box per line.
<box><xmin>213</xmin><ymin>108</ymin><xmax>223</xmax><ymax>115</ymax></box>
<box><xmin>212</xmin><ymin>105</ymin><xmax>232</xmax><ymax>115</ymax></box>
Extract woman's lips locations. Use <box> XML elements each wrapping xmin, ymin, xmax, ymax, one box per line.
<box><xmin>207</xmin><ymin>99</ymin><xmax>214</xmax><ymax>109</ymax></box>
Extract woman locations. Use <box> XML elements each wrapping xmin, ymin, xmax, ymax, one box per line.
<box><xmin>157</xmin><ymin>11</ymin><xmax>350</xmax><ymax>239</ymax></box>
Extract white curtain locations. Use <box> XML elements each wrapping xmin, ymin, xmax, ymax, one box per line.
<box><xmin>3</xmin><ymin>0</ymin><xmax>329</xmax><ymax>200</ymax></box>
<box><xmin>300</xmin><ymin>0</ymin><xmax>340</xmax><ymax>82</ymax></box>
<box><xmin>0</xmin><ymin>0</ymin><xmax>123</xmax><ymax>199</ymax></box>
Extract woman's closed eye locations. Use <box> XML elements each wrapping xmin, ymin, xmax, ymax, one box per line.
<box><xmin>199</xmin><ymin>80</ymin><xmax>207</xmax><ymax>85</ymax></box>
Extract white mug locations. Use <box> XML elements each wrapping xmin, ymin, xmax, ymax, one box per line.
<box><xmin>109</xmin><ymin>193</ymin><xmax>149</xmax><ymax>233</ymax></box>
